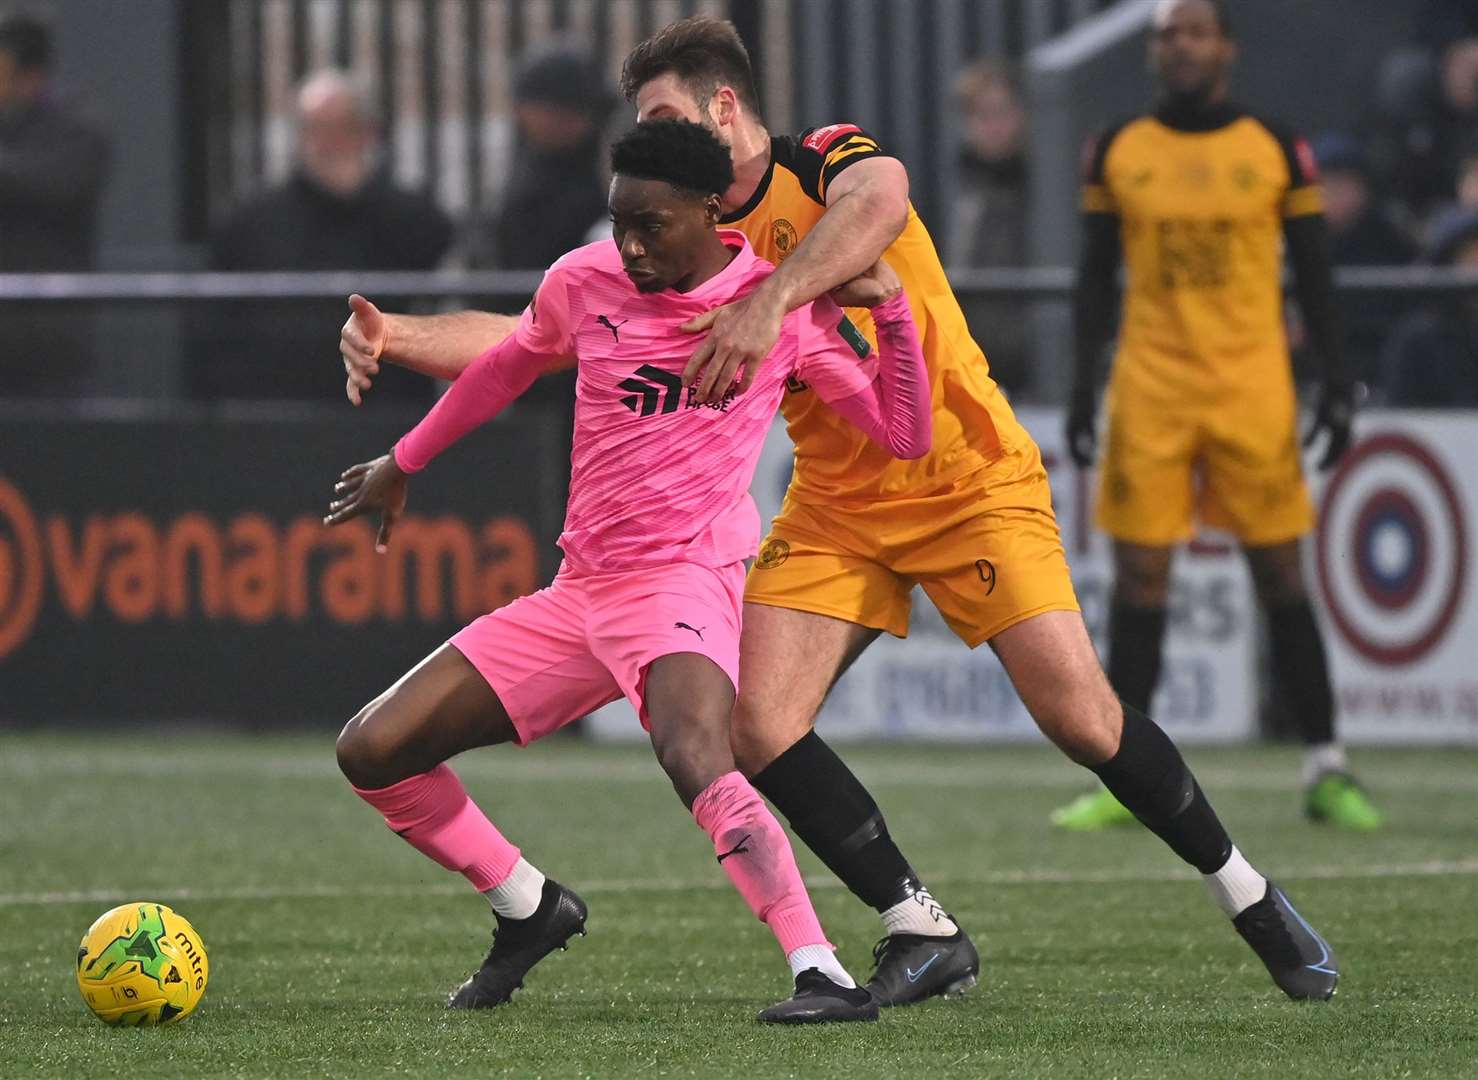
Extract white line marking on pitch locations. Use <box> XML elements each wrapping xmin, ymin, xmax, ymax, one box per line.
<box><xmin>3</xmin><ymin>753</ymin><xmax>1477</xmax><ymax>793</ymax></box>
<box><xmin>5</xmin><ymin>859</ymin><xmax>1477</xmax><ymax>909</ymax></box>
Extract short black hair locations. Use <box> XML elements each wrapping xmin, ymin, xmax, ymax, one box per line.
<box><xmin>0</xmin><ymin>11</ymin><xmax>51</xmax><ymax>70</ymax></box>
<box><xmin>609</xmin><ymin>119</ymin><xmax>735</xmax><ymax>199</ymax></box>
<box><xmin>619</xmin><ymin>15</ymin><xmax>761</xmax><ymax>116</ymax></box>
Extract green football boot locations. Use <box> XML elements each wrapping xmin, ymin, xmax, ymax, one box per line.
<box><xmin>1305</xmin><ymin>772</ymin><xmax>1383</xmax><ymax>831</ymax></box>
<box><xmin>1049</xmin><ymin>786</ymin><xmax>1137</xmax><ymax>831</ymax></box>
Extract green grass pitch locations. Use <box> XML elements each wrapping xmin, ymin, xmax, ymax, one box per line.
<box><xmin>2</xmin><ymin>733</ymin><xmax>1475</xmax><ymax>1078</ymax></box>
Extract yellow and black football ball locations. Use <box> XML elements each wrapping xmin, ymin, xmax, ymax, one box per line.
<box><xmin>76</xmin><ymin>902</ymin><xmax>208</xmax><ymax>1026</ymax></box>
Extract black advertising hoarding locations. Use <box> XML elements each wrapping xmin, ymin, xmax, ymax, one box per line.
<box><xmin>0</xmin><ymin>406</ymin><xmax>564</xmax><ymax>723</ymax></box>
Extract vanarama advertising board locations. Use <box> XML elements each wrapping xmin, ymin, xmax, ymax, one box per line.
<box><xmin>0</xmin><ymin>407</ymin><xmax>563</xmax><ymax>722</ymax></box>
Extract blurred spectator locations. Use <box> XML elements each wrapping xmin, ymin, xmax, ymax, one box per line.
<box><xmin>477</xmin><ymin>44</ymin><xmax>615</xmax><ymax>271</ymax></box>
<box><xmin>1380</xmin><ymin>208</ymin><xmax>1478</xmax><ymax>407</ymax></box>
<box><xmin>196</xmin><ymin>70</ymin><xmax>452</xmax><ymax>401</ymax></box>
<box><xmin>1418</xmin><ymin>0</ymin><xmax>1478</xmax><ymax>48</ymax></box>
<box><xmin>473</xmin><ymin>43</ymin><xmax>614</xmax><ymax>484</ymax></box>
<box><xmin>0</xmin><ymin>11</ymin><xmax>111</xmax><ymax>395</ymax></box>
<box><xmin>1316</xmin><ymin>134</ymin><xmax>1416</xmax><ymax>265</ymax></box>
<box><xmin>1455</xmin><ymin>142</ymin><xmax>1478</xmax><ymax>210</ymax></box>
<box><xmin>1371</xmin><ymin>37</ymin><xmax>1478</xmax><ymax>232</ymax></box>
<box><xmin>948</xmin><ymin>60</ymin><xmax>1029</xmax><ymax>394</ymax></box>
<box><xmin>950</xmin><ymin>61</ymin><xmax>1027</xmax><ymax>269</ymax></box>
<box><xmin>1311</xmin><ymin>132</ymin><xmax>1417</xmax><ymax>386</ymax></box>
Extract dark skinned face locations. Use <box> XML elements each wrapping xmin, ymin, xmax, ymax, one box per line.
<box><xmin>608</xmin><ymin>174</ymin><xmax>723</xmax><ymax>293</ymax></box>
<box><xmin>1150</xmin><ymin>0</ymin><xmax>1235</xmax><ymax>104</ymax></box>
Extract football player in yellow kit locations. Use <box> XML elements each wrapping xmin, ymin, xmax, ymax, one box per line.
<box><xmin>1059</xmin><ymin>0</ymin><xmax>1381</xmax><ymax>833</ymax></box>
<box><xmin>339</xmin><ymin>15</ymin><xmax>1341</xmax><ymax>1004</ymax></box>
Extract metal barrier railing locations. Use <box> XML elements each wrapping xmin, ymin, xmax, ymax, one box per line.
<box><xmin>0</xmin><ymin>265</ymin><xmax>1475</xmax><ymax>302</ymax></box>
<box><xmin>0</xmin><ymin>264</ymin><xmax>1466</xmax><ymax>404</ymax></box>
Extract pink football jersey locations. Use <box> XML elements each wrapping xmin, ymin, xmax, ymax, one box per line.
<box><xmin>395</xmin><ymin>230</ymin><xmax>927</xmax><ymax>574</ymax></box>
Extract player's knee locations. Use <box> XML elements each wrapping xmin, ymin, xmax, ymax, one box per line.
<box><xmin>729</xmin><ymin>694</ymin><xmax>810</xmax><ymax>777</ymax></box>
<box><xmin>336</xmin><ymin>700</ymin><xmax>401</xmax><ymax>789</ymax></box>
<box><xmin>651</xmin><ymin>708</ymin><xmax>732</xmax><ymax>801</ymax></box>
<box><xmin>728</xmin><ymin>708</ymin><xmax>779</xmax><ymax>777</ymax></box>
<box><xmin>1114</xmin><ymin>564</ymin><xmax>1169</xmax><ymax>608</ymax></box>
<box><xmin>1246</xmin><ymin>557</ymin><xmax>1306</xmax><ymax>606</ymax></box>
<box><xmin>1244</xmin><ymin>539</ymin><xmax>1311</xmax><ymax>605</ymax></box>
<box><xmin>728</xmin><ymin>725</ymin><xmax>769</xmax><ymax>778</ymax></box>
<box><xmin>1036</xmin><ymin>685</ymin><xmax>1123</xmax><ymax>767</ymax></box>
<box><xmin>1113</xmin><ymin>545</ymin><xmax>1173</xmax><ymax>608</ymax></box>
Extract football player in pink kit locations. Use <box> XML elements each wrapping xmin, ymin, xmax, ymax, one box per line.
<box><xmin>324</xmin><ymin>120</ymin><xmax>931</xmax><ymax>1024</ymax></box>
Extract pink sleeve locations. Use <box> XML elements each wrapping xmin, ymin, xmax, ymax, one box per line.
<box><xmin>794</xmin><ymin>293</ymin><xmax>932</xmax><ymax>459</ymax></box>
<box><xmin>393</xmin><ymin>268</ymin><xmax>574</xmax><ymax>473</ymax></box>
<box><xmin>512</xmin><ymin>264</ymin><xmax>576</xmax><ymax>355</ymax></box>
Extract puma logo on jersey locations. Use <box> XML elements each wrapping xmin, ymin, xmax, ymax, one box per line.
<box><xmin>596</xmin><ymin>315</ymin><xmax>629</xmax><ymax>342</ymax></box>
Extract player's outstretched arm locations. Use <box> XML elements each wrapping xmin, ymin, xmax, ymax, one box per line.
<box><xmin>324</xmin><ymin>333</ymin><xmax>547</xmax><ymax>551</ymax></box>
<box><xmin>327</xmin><ymin>265</ymin><xmax>572</xmax><ymax>548</ymax></box>
<box><xmin>341</xmin><ymin>293</ymin><xmax>522</xmax><ymax>405</ymax></box>
<box><xmin>800</xmin><ymin>260</ymin><xmax>931</xmax><ymax>459</ymax></box>
<box><xmin>681</xmin><ymin>156</ymin><xmax>910</xmax><ymax>403</ymax></box>
<box><xmin>390</xmin><ymin>336</ymin><xmax>551</xmax><ymax>474</ymax></box>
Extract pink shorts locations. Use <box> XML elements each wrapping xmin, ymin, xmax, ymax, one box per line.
<box><xmin>450</xmin><ymin>560</ymin><xmax>744</xmax><ymax>745</ymax></box>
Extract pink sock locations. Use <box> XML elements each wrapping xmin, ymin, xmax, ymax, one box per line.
<box><xmin>352</xmin><ymin>763</ymin><xmax>521</xmax><ymax>892</ymax></box>
<box><xmin>691</xmin><ymin>771</ymin><xmax>831</xmax><ymax>954</ymax></box>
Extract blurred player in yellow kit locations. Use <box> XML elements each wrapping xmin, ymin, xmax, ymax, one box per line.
<box><xmin>1061</xmin><ymin>0</ymin><xmax>1382</xmax><ymax>831</ymax></box>
<box><xmin>340</xmin><ymin>14</ymin><xmax>1343</xmax><ymax>1004</ymax></box>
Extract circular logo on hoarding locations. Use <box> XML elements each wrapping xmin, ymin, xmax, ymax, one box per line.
<box><xmin>1317</xmin><ymin>433</ymin><xmax>1467</xmax><ymax>666</ymax></box>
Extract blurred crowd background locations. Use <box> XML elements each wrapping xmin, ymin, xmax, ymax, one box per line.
<box><xmin>3</xmin><ymin>0</ymin><xmax>1477</xmax><ymax>408</ymax></box>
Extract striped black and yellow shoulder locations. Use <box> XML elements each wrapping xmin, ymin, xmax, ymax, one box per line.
<box><xmin>723</xmin><ymin>123</ymin><xmax>889</xmax><ymax>263</ymax></box>
<box><xmin>782</xmin><ymin>124</ymin><xmax>889</xmax><ymax>204</ymax></box>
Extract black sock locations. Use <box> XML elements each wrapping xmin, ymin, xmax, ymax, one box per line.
<box><xmin>1091</xmin><ymin>704</ymin><xmax>1232</xmax><ymax>874</ymax></box>
<box><xmin>1107</xmin><ymin>601</ymin><xmax>1168</xmax><ymax>714</ymax></box>
<box><xmin>750</xmin><ymin>731</ymin><xmax>919</xmax><ymax>912</ymax></box>
<box><xmin>1266</xmin><ymin>600</ymin><xmax>1335</xmax><ymax>746</ymax></box>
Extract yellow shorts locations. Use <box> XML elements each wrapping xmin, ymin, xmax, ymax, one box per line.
<box><xmin>1096</xmin><ymin>381</ymin><xmax>1313</xmax><ymax>547</ymax></box>
<box><xmin>745</xmin><ymin>443</ymin><xmax>1080</xmax><ymax>647</ymax></box>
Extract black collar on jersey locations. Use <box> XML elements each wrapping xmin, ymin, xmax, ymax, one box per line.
<box><xmin>719</xmin><ymin>136</ymin><xmax>780</xmax><ymax>224</ymax></box>
<box><xmin>1153</xmin><ymin>96</ymin><xmax>1245</xmax><ymax>133</ymax></box>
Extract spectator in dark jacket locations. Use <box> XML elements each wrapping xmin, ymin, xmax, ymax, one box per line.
<box><xmin>472</xmin><ymin>44</ymin><xmax>615</xmax><ymax>462</ymax></box>
<box><xmin>477</xmin><ymin>45</ymin><xmax>615</xmax><ymax>272</ymax></box>
<box><xmin>948</xmin><ymin>60</ymin><xmax>1029</xmax><ymax>394</ymax></box>
<box><xmin>1371</xmin><ymin>36</ymin><xmax>1478</xmax><ymax>233</ymax></box>
<box><xmin>1311</xmin><ymin>132</ymin><xmax>1418</xmax><ymax>386</ymax></box>
<box><xmin>1380</xmin><ymin>209</ymin><xmax>1478</xmax><ymax>407</ymax></box>
<box><xmin>0</xmin><ymin>12</ymin><xmax>111</xmax><ymax>395</ymax></box>
<box><xmin>197</xmin><ymin>70</ymin><xmax>452</xmax><ymax>401</ymax></box>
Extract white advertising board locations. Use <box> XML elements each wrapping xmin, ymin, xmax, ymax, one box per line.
<box><xmin>589</xmin><ymin>407</ymin><xmax>1478</xmax><ymax>746</ymax></box>
<box><xmin>589</xmin><ymin>404</ymin><xmax>1263</xmax><ymax>744</ymax></box>
<box><xmin>1309</xmin><ymin>413</ymin><xmax>1478</xmax><ymax>745</ymax></box>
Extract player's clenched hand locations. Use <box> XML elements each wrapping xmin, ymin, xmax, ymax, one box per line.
<box><xmin>1304</xmin><ymin>381</ymin><xmax>1356</xmax><ymax>471</ymax></box>
<box><xmin>680</xmin><ymin>291</ymin><xmax>786</xmax><ymax>403</ymax></box>
<box><xmin>323</xmin><ymin>454</ymin><xmax>407</xmax><ymax>552</ymax></box>
<box><xmin>342</xmin><ymin>294</ymin><xmax>389</xmax><ymax>406</ymax></box>
<box><xmin>828</xmin><ymin>259</ymin><xmax>903</xmax><ymax>309</ymax></box>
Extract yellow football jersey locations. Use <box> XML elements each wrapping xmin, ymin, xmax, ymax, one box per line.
<box><xmin>1081</xmin><ymin>106</ymin><xmax>1324</xmax><ymax>403</ymax></box>
<box><xmin>722</xmin><ymin>124</ymin><xmax>1028</xmax><ymax>502</ymax></box>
